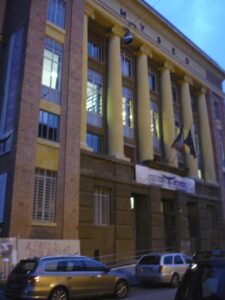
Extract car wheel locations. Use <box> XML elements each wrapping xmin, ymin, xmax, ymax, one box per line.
<box><xmin>114</xmin><ymin>279</ymin><xmax>129</xmax><ymax>298</ymax></box>
<box><xmin>49</xmin><ymin>287</ymin><xmax>69</xmax><ymax>300</ymax></box>
<box><xmin>171</xmin><ymin>273</ymin><xmax>179</xmax><ymax>288</ymax></box>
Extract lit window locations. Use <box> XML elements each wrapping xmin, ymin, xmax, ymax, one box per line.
<box><xmin>150</xmin><ymin>101</ymin><xmax>161</xmax><ymax>154</ymax></box>
<box><xmin>87</xmin><ymin>69</ymin><xmax>103</xmax><ymax>115</ymax></box>
<box><xmin>88</xmin><ymin>41</ymin><xmax>102</xmax><ymax>61</ymax></box>
<box><xmin>148</xmin><ymin>70</ymin><xmax>157</xmax><ymax>92</ymax></box>
<box><xmin>47</xmin><ymin>0</ymin><xmax>65</xmax><ymax>28</ymax></box>
<box><xmin>218</xmin><ymin>129</ymin><xmax>225</xmax><ymax>163</ymax></box>
<box><xmin>38</xmin><ymin>110</ymin><xmax>59</xmax><ymax>142</ymax></box>
<box><xmin>86</xmin><ymin>133</ymin><xmax>102</xmax><ymax>153</ymax></box>
<box><xmin>121</xmin><ymin>53</ymin><xmax>132</xmax><ymax>77</ymax></box>
<box><xmin>122</xmin><ymin>87</ymin><xmax>133</xmax><ymax>128</ymax></box>
<box><xmin>40</xmin><ymin>37</ymin><xmax>63</xmax><ymax>103</ymax></box>
<box><xmin>32</xmin><ymin>168</ymin><xmax>56</xmax><ymax>223</ymax></box>
<box><xmin>93</xmin><ymin>187</ymin><xmax>110</xmax><ymax>225</ymax></box>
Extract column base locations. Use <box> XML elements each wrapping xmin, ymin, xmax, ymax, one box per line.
<box><xmin>110</xmin><ymin>152</ymin><xmax>130</xmax><ymax>162</ymax></box>
<box><xmin>80</xmin><ymin>141</ymin><xmax>93</xmax><ymax>152</ymax></box>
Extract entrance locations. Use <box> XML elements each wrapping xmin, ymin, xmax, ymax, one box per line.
<box><xmin>132</xmin><ymin>194</ymin><xmax>150</xmax><ymax>255</ymax></box>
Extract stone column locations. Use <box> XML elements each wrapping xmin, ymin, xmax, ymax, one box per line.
<box><xmin>180</xmin><ymin>76</ymin><xmax>198</xmax><ymax>177</ymax></box>
<box><xmin>198</xmin><ymin>88</ymin><xmax>216</xmax><ymax>183</ymax></box>
<box><xmin>107</xmin><ymin>26</ymin><xmax>127</xmax><ymax>160</ymax></box>
<box><xmin>80</xmin><ymin>7</ymin><xmax>94</xmax><ymax>150</ymax></box>
<box><xmin>160</xmin><ymin>62</ymin><xmax>177</xmax><ymax>167</ymax></box>
<box><xmin>136</xmin><ymin>46</ymin><xmax>153</xmax><ymax>161</ymax></box>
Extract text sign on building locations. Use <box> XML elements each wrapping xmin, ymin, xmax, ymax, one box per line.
<box><xmin>135</xmin><ymin>165</ymin><xmax>195</xmax><ymax>194</ymax></box>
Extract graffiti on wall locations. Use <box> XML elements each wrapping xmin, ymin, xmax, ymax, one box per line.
<box><xmin>17</xmin><ymin>239</ymin><xmax>80</xmax><ymax>260</ymax></box>
<box><xmin>0</xmin><ymin>239</ymin><xmax>13</xmax><ymax>259</ymax></box>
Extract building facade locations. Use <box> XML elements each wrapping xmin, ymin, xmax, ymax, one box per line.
<box><xmin>0</xmin><ymin>0</ymin><xmax>225</xmax><ymax>263</ymax></box>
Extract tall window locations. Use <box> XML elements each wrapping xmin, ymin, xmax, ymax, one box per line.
<box><xmin>214</xmin><ymin>102</ymin><xmax>221</xmax><ymax>120</ymax></box>
<box><xmin>86</xmin><ymin>133</ymin><xmax>102</xmax><ymax>153</ymax></box>
<box><xmin>148</xmin><ymin>70</ymin><xmax>157</xmax><ymax>92</ymax></box>
<box><xmin>93</xmin><ymin>187</ymin><xmax>110</xmax><ymax>225</ymax></box>
<box><xmin>122</xmin><ymin>87</ymin><xmax>133</xmax><ymax>128</ymax></box>
<box><xmin>218</xmin><ymin>129</ymin><xmax>225</xmax><ymax>167</ymax></box>
<box><xmin>32</xmin><ymin>169</ymin><xmax>56</xmax><ymax>223</ymax></box>
<box><xmin>87</xmin><ymin>69</ymin><xmax>103</xmax><ymax>115</ymax></box>
<box><xmin>121</xmin><ymin>53</ymin><xmax>132</xmax><ymax>78</ymax></box>
<box><xmin>38</xmin><ymin>110</ymin><xmax>59</xmax><ymax>142</ymax></box>
<box><xmin>47</xmin><ymin>0</ymin><xmax>65</xmax><ymax>28</ymax></box>
<box><xmin>150</xmin><ymin>101</ymin><xmax>161</xmax><ymax>154</ymax></box>
<box><xmin>88</xmin><ymin>40</ymin><xmax>102</xmax><ymax>61</ymax></box>
<box><xmin>172</xmin><ymin>85</ymin><xmax>178</xmax><ymax>104</ymax></box>
<box><xmin>41</xmin><ymin>37</ymin><xmax>63</xmax><ymax>103</ymax></box>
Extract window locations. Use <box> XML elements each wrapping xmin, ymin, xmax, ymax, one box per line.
<box><xmin>86</xmin><ymin>133</ymin><xmax>102</xmax><ymax>153</ymax></box>
<box><xmin>174</xmin><ymin>255</ymin><xmax>184</xmax><ymax>264</ymax></box>
<box><xmin>172</xmin><ymin>85</ymin><xmax>178</xmax><ymax>104</ymax></box>
<box><xmin>150</xmin><ymin>101</ymin><xmax>161</xmax><ymax>154</ymax></box>
<box><xmin>0</xmin><ymin>173</ymin><xmax>7</xmax><ymax>224</ymax></box>
<box><xmin>164</xmin><ymin>256</ymin><xmax>173</xmax><ymax>265</ymax></box>
<box><xmin>38</xmin><ymin>110</ymin><xmax>59</xmax><ymax>142</ymax></box>
<box><xmin>88</xmin><ymin>40</ymin><xmax>102</xmax><ymax>61</ymax></box>
<box><xmin>87</xmin><ymin>69</ymin><xmax>103</xmax><ymax>115</ymax></box>
<box><xmin>148</xmin><ymin>70</ymin><xmax>157</xmax><ymax>92</ymax></box>
<box><xmin>214</xmin><ymin>102</ymin><xmax>221</xmax><ymax>120</ymax></box>
<box><xmin>121</xmin><ymin>53</ymin><xmax>132</xmax><ymax>78</ymax></box>
<box><xmin>83</xmin><ymin>260</ymin><xmax>106</xmax><ymax>271</ymax></box>
<box><xmin>93</xmin><ymin>187</ymin><xmax>110</xmax><ymax>226</ymax></box>
<box><xmin>32</xmin><ymin>169</ymin><xmax>57</xmax><ymax>223</ymax></box>
<box><xmin>47</xmin><ymin>0</ymin><xmax>65</xmax><ymax>28</ymax></box>
<box><xmin>0</xmin><ymin>27</ymin><xmax>25</xmax><ymax>155</ymax></box>
<box><xmin>122</xmin><ymin>87</ymin><xmax>133</xmax><ymax>128</ymax></box>
<box><xmin>218</xmin><ymin>130</ymin><xmax>225</xmax><ymax>166</ymax></box>
<box><xmin>41</xmin><ymin>37</ymin><xmax>63</xmax><ymax>103</ymax></box>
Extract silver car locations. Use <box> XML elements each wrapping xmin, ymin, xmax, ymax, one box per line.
<box><xmin>5</xmin><ymin>255</ymin><xmax>129</xmax><ymax>299</ymax></box>
<box><xmin>135</xmin><ymin>252</ymin><xmax>192</xmax><ymax>287</ymax></box>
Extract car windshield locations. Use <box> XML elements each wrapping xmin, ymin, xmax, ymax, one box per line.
<box><xmin>12</xmin><ymin>260</ymin><xmax>37</xmax><ymax>275</ymax></box>
<box><xmin>176</xmin><ymin>262</ymin><xmax>225</xmax><ymax>300</ymax></box>
<box><xmin>139</xmin><ymin>255</ymin><xmax>160</xmax><ymax>265</ymax></box>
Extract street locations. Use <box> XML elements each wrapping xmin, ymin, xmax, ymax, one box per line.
<box><xmin>0</xmin><ymin>285</ymin><xmax>176</xmax><ymax>300</ymax></box>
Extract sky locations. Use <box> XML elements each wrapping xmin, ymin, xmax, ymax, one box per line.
<box><xmin>144</xmin><ymin>0</ymin><xmax>225</xmax><ymax>90</ymax></box>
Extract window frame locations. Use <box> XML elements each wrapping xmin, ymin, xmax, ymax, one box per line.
<box><xmin>93</xmin><ymin>187</ymin><xmax>110</xmax><ymax>226</ymax></box>
<box><xmin>38</xmin><ymin>110</ymin><xmax>59</xmax><ymax>142</ymax></box>
<box><xmin>47</xmin><ymin>0</ymin><xmax>65</xmax><ymax>29</ymax></box>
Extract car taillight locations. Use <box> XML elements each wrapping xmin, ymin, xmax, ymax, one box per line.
<box><xmin>159</xmin><ymin>265</ymin><xmax>163</xmax><ymax>273</ymax></box>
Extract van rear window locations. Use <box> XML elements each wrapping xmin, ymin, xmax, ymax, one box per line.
<box><xmin>139</xmin><ymin>255</ymin><xmax>160</xmax><ymax>265</ymax></box>
<box><xmin>12</xmin><ymin>260</ymin><xmax>37</xmax><ymax>274</ymax></box>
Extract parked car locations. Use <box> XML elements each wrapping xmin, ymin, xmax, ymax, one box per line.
<box><xmin>175</xmin><ymin>256</ymin><xmax>225</xmax><ymax>299</ymax></box>
<box><xmin>135</xmin><ymin>252</ymin><xmax>192</xmax><ymax>287</ymax></box>
<box><xmin>5</xmin><ymin>255</ymin><xmax>129</xmax><ymax>299</ymax></box>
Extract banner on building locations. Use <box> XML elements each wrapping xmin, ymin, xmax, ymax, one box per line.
<box><xmin>135</xmin><ymin>165</ymin><xmax>195</xmax><ymax>194</ymax></box>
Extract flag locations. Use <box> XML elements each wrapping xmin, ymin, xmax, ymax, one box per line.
<box><xmin>184</xmin><ymin>129</ymin><xmax>196</xmax><ymax>158</ymax></box>
<box><xmin>171</xmin><ymin>125</ymin><xmax>184</xmax><ymax>152</ymax></box>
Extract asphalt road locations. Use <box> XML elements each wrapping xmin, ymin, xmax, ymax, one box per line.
<box><xmin>0</xmin><ymin>285</ymin><xmax>176</xmax><ymax>300</ymax></box>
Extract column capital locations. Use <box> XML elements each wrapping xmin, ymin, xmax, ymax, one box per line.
<box><xmin>84</xmin><ymin>4</ymin><xmax>95</xmax><ymax>19</ymax></box>
<box><xmin>107</xmin><ymin>25</ymin><xmax>124</xmax><ymax>38</ymax></box>
<box><xmin>135</xmin><ymin>44</ymin><xmax>153</xmax><ymax>58</ymax></box>
<box><xmin>160</xmin><ymin>61</ymin><xmax>174</xmax><ymax>72</ymax></box>
<box><xmin>179</xmin><ymin>75</ymin><xmax>193</xmax><ymax>85</ymax></box>
<box><xmin>198</xmin><ymin>86</ymin><xmax>207</xmax><ymax>96</ymax></box>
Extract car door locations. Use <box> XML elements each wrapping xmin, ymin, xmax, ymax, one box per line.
<box><xmin>82</xmin><ymin>259</ymin><xmax>115</xmax><ymax>296</ymax></box>
<box><xmin>174</xmin><ymin>254</ymin><xmax>186</xmax><ymax>278</ymax></box>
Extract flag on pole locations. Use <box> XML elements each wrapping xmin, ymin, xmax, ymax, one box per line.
<box><xmin>171</xmin><ymin>125</ymin><xmax>184</xmax><ymax>152</ymax></box>
<box><xmin>184</xmin><ymin>129</ymin><xmax>196</xmax><ymax>158</ymax></box>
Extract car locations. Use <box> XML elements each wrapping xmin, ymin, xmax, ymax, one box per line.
<box><xmin>175</xmin><ymin>256</ymin><xmax>225</xmax><ymax>300</ymax></box>
<box><xmin>5</xmin><ymin>255</ymin><xmax>129</xmax><ymax>299</ymax></box>
<box><xmin>135</xmin><ymin>252</ymin><xmax>192</xmax><ymax>287</ymax></box>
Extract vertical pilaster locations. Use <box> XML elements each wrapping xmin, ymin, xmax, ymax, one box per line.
<box><xmin>80</xmin><ymin>6</ymin><xmax>94</xmax><ymax>150</ymax></box>
<box><xmin>160</xmin><ymin>62</ymin><xmax>177</xmax><ymax>167</ymax></box>
<box><xmin>198</xmin><ymin>88</ymin><xmax>216</xmax><ymax>183</ymax></box>
<box><xmin>107</xmin><ymin>26</ymin><xmax>127</xmax><ymax>160</ymax></box>
<box><xmin>136</xmin><ymin>46</ymin><xmax>153</xmax><ymax>161</ymax></box>
<box><xmin>180</xmin><ymin>77</ymin><xmax>198</xmax><ymax>177</ymax></box>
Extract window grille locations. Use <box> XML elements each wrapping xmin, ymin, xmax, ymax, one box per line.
<box><xmin>122</xmin><ymin>87</ymin><xmax>133</xmax><ymax>128</ymax></box>
<box><xmin>41</xmin><ymin>37</ymin><xmax>63</xmax><ymax>103</ymax></box>
<box><xmin>47</xmin><ymin>0</ymin><xmax>65</xmax><ymax>28</ymax></box>
<box><xmin>32</xmin><ymin>169</ymin><xmax>56</xmax><ymax>223</ymax></box>
<box><xmin>93</xmin><ymin>187</ymin><xmax>110</xmax><ymax>225</ymax></box>
<box><xmin>38</xmin><ymin>110</ymin><xmax>59</xmax><ymax>142</ymax></box>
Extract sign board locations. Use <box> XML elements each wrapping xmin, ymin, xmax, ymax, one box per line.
<box><xmin>135</xmin><ymin>165</ymin><xmax>195</xmax><ymax>194</ymax></box>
